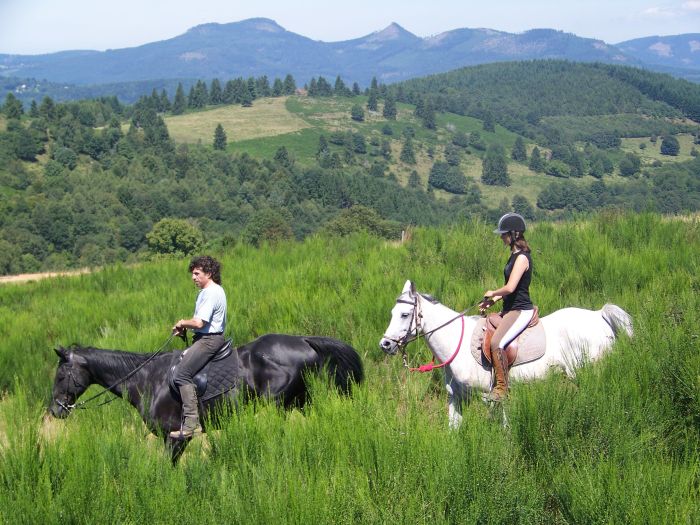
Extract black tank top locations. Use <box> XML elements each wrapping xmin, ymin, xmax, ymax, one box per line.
<box><xmin>502</xmin><ymin>251</ymin><xmax>533</xmax><ymax>312</ymax></box>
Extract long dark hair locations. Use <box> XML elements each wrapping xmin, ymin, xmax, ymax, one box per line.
<box><xmin>189</xmin><ymin>255</ymin><xmax>222</xmax><ymax>284</ymax></box>
<box><xmin>509</xmin><ymin>231</ymin><xmax>530</xmax><ymax>253</ymax></box>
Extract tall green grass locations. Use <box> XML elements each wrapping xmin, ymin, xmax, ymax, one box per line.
<box><xmin>1</xmin><ymin>213</ymin><xmax>698</xmax><ymax>523</ymax></box>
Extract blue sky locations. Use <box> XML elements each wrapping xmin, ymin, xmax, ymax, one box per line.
<box><xmin>1</xmin><ymin>0</ymin><xmax>700</xmax><ymax>54</ymax></box>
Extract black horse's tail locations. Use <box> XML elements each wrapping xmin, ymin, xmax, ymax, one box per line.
<box><xmin>304</xmin><ymin>337</ymin><xmax>364</xmax><ymax>393</ymax></box>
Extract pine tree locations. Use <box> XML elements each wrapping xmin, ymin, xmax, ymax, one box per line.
<box><xmin>382</xmin><ymin>94</ymin><xmax>397</xmax><ymax>120</ymax></box>
<box><xmin>528</xmin><ymin>146</ymin><xmax>544</xmax><ymax>172</ymax></box>
<box><xmin>172</xmin><ymin>83</ymin><xmax>186</xmax><ymax>115</ymax></box>
<box><xmin>351</xmin><ymin>104</ymin><xmax>364</xmax><ymax>122</ymax></box>
<box><xmin>482</xmin><ymin>112</ymin><xmax>496</xmax><ymax>132</ymax></box>
<box><xmin>209</xmin><ymin>79</ymin><xmax>223</xmax><ymax>104</ymax></box>
<box><xmin>159</xmin><ymin>89</ymin><xmax>171</xmax><ymax>112</ymax></box>
<box><xmin>352</xmin><ymin>82</ymin><xmax>361</xmax><ymax>96</ymax></box>
<box><xmin>213</xmin><ymin>123</ymin><xmax>227</xmax><ymax>150</ymax></box>
<box><xmin>3</xmin><ymin>93</ymin><xmax>24</xmax><ymax>119</ymax></box>
<box><xmin>367</xmin><ymin>90</ymin><xmax>378</xmax><ymax>112</ymax></box>
<box><xmin>334</xmin><ymin>76</ymin><xmax>348</xmax><ymax>96</ymax></box>
<box><xmin>316</xmin><ymin>135</ymin><xmax>329</xmax><ymax>159</ymax></box>
<box><xmin>511</xmin><ymin>136</ymin><xmax>527</xmax><ymax>161</ymax></box>
<box><xmin>283</xmin><ymin>74</ymin><xmax>296</xmax><ymax>94</ymax></box>
<box><xmin>422</xmin><ymin>100</ymin><xmax>436</xmax><ymax>130</ymax></box>
<box><xmin>400</xmin><ymin>137</ymin><xmax>416</xmax><ymax>164</ymax></box>
<box><xmin>482</xmin><ymin>144</ymin><xmax>510</xmax><ymax>186</ymax></box>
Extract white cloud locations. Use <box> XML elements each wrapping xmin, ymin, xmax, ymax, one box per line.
<box><xmin>682</xmin><ymin>1</ymin><xmax>700</xmax><ymax>12</ymax></box>
<box><xmin>641</xmin><ymin>6</ymin><xmax>677</xmax><ymax>18</ymax></box>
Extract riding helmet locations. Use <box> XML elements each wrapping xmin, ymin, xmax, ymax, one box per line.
<box><xmin>494</xmin><ymin>212</ymin><xmax>526</xmax><ymax>234</ymax></box>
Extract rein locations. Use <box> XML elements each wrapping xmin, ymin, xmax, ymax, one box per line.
<box><xmin>383</xmin><ymin>295</ymin><xmax>481</xmax><ymax>373</ymax></box>
<box><xmin>63</xmin><ymin>333</ymin><xmax>177</xmax><ymax>412</ymax></box>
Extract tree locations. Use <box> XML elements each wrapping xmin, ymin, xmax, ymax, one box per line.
<box><xmin>283</xmin><ymin>74</ymin><xmax>296</xmax><ymax>94</ymax></box>
<box><xmin>213</xmin><ymin>124</ymin><xmax>227</xmax><ymax>150</ymax></box>
<box><xmin>400</xmin><ymin>137</ymin><xmax>416</xmax><ymax>164</ymax></box>
<box><xmin>619</xmin><ymin>152</ymin><xmax>641</xmax><ymax>177</ymax></box>
<box><xmin>242</xmin><ymin>208</ymin><xmax>293</xmax><ymax>246</ymax></box>
<box><xmin>444</xmin><ymin>144</ymin><xmax>461</xmax><ymax>166</ymax></box>
<box><xmin>274</xmin><ymin>146</ymin><xmax>294</xmax><ymax>168</ymax></box>
<box><xmin>421</xmin><ymin>100</ymin><xmax>436</xmax><ymax>130</ymax></box>
<box><xmin>528</xmin><ymin>146</ymin><xmax>545</xmax><ymax>172</ymax></box>
<box><xmin>382</xmin><ymin>94</ymin><xmax>397</xmax><ymax>120</ymax></box>
<box><xmin>334</xmin><ymin>75</ymin><xmax>349</xmax><ymax>96</ymax></box>
<box><xmin>316</xmin><ymin>135</ymin><xmax>329</xmax><ymax>160</ymax></box>
<box><xmin>172</xmin><ymin>83</ymin><xmax>187</xmax><ymax>115</ymax></box>
<box><xmin>350</xmin><ymin>104</ymin><xmax>364</xmax><ymax>122</ymax></box>
<box><xmin>3</xmin><ymin>93</ymin><xmax>24</xmax><ymax>119</ymax></box>
<box><xmin>481</xmin><ymin>144</ymin><xmax>510</xmax><ymax>186</ymax></box>
<box><xmin>321</xmin><ymin>205</ymin><xmax>401</xmax><ymax>239</ymax></box>
<box><xmin>367</xmin><ymin>90</ymin><xmax>378</xmax><ymax>112</ymax></box>
<box><xmin>660</xmin><ymin>135</ymin><xmax>680</xmax><ymax>156</ymax></box>
<box><xmin>511</xmin><ymin>136</ymin><xmax>527</xmax><ymax>161</ymax></box>
<box><xmin>512</xmin><ymin>194</ymin><xmax>536</xmax><ymax>220</ymax></box>
<box><xmin>352</xmin><ymin>82</ymin><xmax>361</xmax><ymax>96</ymax></box>
<box><xmin>147</xmin><ymin>218</ymin><xmax>203</xmax><ymax>256</ymax></box>
<box><xmin>209</xmin><ymin>78</ymin><xmax>223</xmax><ymax>104</ymax></box>
<box><xmin>482</xmin><ymin>112</ymin><xmax>495</xmax><ymax>132</ymax></box>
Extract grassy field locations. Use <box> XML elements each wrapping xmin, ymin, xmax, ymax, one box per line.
<box><xmin>158</xmin><ymin>95</ymin><xmax>700</xmax><ymax>210</ymax></box>
<box><xmin>620</xmin><ymin>133</ymin><xmax>698</xmax><ymax>165</ymax></box>
<box><xmin>0</xmin><ymin>213</ymin><xmax>698</xmax><ymax>523</ymax></box>
<box><xmin>163</xmin><ymin>97</ymin><xmax>311</xmax><ymax>144</ymax></box>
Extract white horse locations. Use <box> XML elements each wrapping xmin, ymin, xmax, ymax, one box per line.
<box><xmin>379</xmin><ymin>280</ymin><xmax>633</xmax><ymax>428</ymax></box>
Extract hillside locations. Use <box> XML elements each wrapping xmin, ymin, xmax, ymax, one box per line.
<box><xmin>2</xmin><ymin>60</ymin><xmax>700</xmax><ymax>276</ymax></box>
<box><xmin>0</xmin><ymin>214</ymin><xmax>698</xmax><ymax>522</ymax></box>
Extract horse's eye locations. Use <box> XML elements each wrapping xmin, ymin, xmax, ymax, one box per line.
<box><xmin>400</xmin><ymin>313</ymin><xmax>410</xmax><ymax>319</ymax></box>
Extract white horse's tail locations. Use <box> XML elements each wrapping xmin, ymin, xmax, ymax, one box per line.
<box><xmin>601</xmin><ymin>304</ymin><xmax>634</xmax><ymax>338</ymax></box>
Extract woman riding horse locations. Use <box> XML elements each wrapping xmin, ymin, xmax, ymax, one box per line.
<box><xmin>479</xmin><ymin>213</ymin><xmax>534</xmax><ymax>402</ymax></box>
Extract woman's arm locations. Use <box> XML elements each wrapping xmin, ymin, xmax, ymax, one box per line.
<box><xmin>484</xmin><ymin>254</ymin><xmax>529</xmax><ymax>298</ymax></box>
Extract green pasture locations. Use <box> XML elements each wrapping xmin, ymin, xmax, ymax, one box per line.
<box><xmin>163</xmin><ymin>97</ymin><xmax>311</xmax><ymax>144</ymax></box>
<box><xmin>163</xmin><ymin>95</ymin><xmax>546</xmax><ymax>205</ymax></box>
<box><xmin>621</xmin><ymin>133</ymin><xmax>698</xmax><ymax>165</ymax></box>
<box><xmin>3</xmin><ymin>213</ymin><xmax>696</xmax><ymax>522</ymax></box>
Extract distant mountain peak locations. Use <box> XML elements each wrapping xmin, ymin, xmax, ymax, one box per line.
<box><xmin>187</xmin><ymin>18</ymin><xmax>285</xmax><ymax>35</ymax></box>
<box><xmin>367</xmin><ymin>22</ymin><xmax>418</xmax><ymax>42</ymax></box>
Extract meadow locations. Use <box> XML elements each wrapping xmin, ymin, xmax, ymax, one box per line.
<box><xmin>0</xmin><ymin>213</ymin><xmax>698</xmax><ymax>523</ymax></box>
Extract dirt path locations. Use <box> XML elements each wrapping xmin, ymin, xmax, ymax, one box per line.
<box><xmin>0</xmin><ymin>268</ymin><xmax>92</xmax><ymax>285</ymax></box>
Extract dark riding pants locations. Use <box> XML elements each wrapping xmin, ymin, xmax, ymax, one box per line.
<box><xmin>173</xmin><ymin>333</ymin><xmax>225</xmax><ymax>387</ymax></box>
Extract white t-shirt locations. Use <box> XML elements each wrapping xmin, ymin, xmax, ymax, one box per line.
<box><xmin>193</xmin><ymin>282</ymin><xmax>227</xmax><ymax>334</ymax></box>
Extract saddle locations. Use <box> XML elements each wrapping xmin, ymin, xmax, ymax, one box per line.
<box><xmin>168</xmin><ymin>339</ymin><xmax>237</xmax><ymax>401</ymax></box>
<box><xmin>470</xmin><ymin>308</ymin><xmax>546</xmax><ymax>369</ymax></box>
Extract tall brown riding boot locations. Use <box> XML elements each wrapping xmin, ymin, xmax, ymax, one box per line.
<box><xmin>169</xmin><ymin>384</ymin><xmax>203</xmax><ymax>439</ymax></box>
<box><xmin>486</xmin><ymin>347</ymin><xmax>509</xmax><ymax>402</ymax></box>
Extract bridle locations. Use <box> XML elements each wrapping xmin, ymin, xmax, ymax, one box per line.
<box><xmin>53</xmin><ymin>334</ymin><xmax>176</xmax><ymax>413</ymax></box>
<box><xmin>382</xmin><ymin>292</ymin><xmax>480</xmax><ymax>372</ymax></box>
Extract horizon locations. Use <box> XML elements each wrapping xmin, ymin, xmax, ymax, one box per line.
<box><xmin>2</xmin><ymin>0</ymin><xmax>700</xmax><ymax>55</ymax></box>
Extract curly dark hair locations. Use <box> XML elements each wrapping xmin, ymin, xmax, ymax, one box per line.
<box><xmin>188</xmin><ymin>255</ymin><xmax>222</xmax><ymax>284</ymax></box>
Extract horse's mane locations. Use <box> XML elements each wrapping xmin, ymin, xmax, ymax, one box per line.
<box><xmin>67</xmin><ymin>344</ymin><xmax>164</xmax><ymax>373</ymax></box>
<box><xmin>419</xmin><ymin>293</ymin><xmax>440</xmax><ymax>304</ymax></box>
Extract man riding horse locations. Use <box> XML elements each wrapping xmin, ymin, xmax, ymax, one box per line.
<box><xmin>171</xmin><ymin>255</ymin><xmax>228</xmax><ymax>439</ymax></box>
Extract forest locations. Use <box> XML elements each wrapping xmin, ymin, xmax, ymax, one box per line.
<box><xmin>1</xmin><ymin>60</ymin><xmax>700</xmax><ymax>275</ymax></box>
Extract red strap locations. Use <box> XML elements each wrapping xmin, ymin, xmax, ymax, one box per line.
<box><xmin>410</xmin><ymin>316</ymin><xmax>465</xmax><ymax>373</ymax></box>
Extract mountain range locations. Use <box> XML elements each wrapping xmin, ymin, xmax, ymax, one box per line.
<box><xmin>1</xmin><ymin>18</ymin><xmax>699</xmax><ymax>100</ymax></box>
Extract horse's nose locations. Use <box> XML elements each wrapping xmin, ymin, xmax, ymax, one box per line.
<box><xmin>379</xmin><ymin>339</ymin><xmax>395</xmax><ymax>353</ymax></box>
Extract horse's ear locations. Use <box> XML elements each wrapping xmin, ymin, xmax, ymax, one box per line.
<box><xmin>402</xmin><ymin>280</ymin><xmax>414</xmax><ymax>295</ymax></box>
<box><xmin>54</xmin><ymin>347</ymin><xmax>68</xmax><ymax>361</ymax></box>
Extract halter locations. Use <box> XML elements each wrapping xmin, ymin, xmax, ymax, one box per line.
<box><xmin>54</xmin><ymin>334</ymin><xmax>177</xmax><ymax>413</ymax></box>
<box><xmin>382</xmin><ymin>292</ymin><xmax>479</xmax><ymax>373</ymax></box>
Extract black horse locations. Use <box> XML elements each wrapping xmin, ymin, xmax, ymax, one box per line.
<box><xmin>49</xmin><ymin>334</ymin><xmax>364</xmax><ymax>462</ymax></box>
